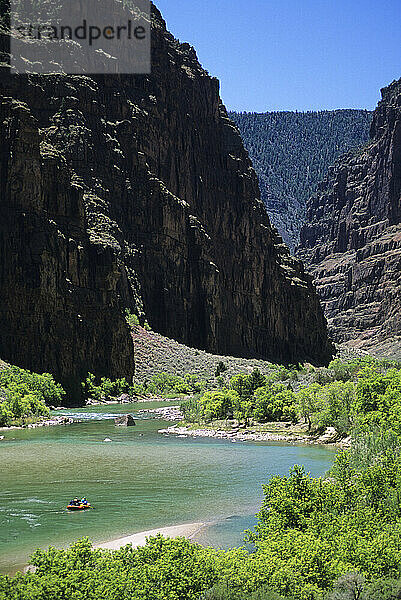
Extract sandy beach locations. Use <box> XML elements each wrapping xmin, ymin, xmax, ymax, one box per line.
<box><xmin>94</xmin><ymin>522</ymin><xmax>206</xmax><ymax>551</ymax></box>
<box><xmin>21</xmin><ymin>523</ymin><xmax>206</xmax><ymax>574</ymax></box>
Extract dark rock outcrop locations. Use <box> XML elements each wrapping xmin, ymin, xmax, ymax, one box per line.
<box><xmin>0</xmin><ymin>98</ymin><xmax>135</xmax><ymax>401</ymax></box>
<box><xmin>299</xmin><ymin>79</ymin><xmax>401</xmax><ymax>357</ymax></box>
<box><xmin>115</xmin><ymin>414</ymin><xmax>136</xmax><ymax>427</ymax></box>
<box><xmin>0</xmin><ymin>3</ymin><xmax>333</xmax><ymax>403</ymax></box>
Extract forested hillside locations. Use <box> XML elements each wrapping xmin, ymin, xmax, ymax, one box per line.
<box><xmin>229</xmin><ymin>110</ymin><xmax>372</xmax><ymax>250</ymax></box>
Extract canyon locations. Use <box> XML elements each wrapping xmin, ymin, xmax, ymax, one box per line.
<box><xmin>0</xmin><ymin>4</ymin><xmax>333</xmax><ymax>402</ymax></box>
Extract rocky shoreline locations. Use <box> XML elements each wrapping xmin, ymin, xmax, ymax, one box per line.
<box><xmin>85</xmin><ymin>395</ymin><xmax>182</xmax><ymax>406</ymax></box>
<box><xmin>0</xmin><ymin>415</ymin><xmax>74</xmax><ymax>432</ymax></box>
<box><xmin>139</xmin><ymin>406</ymin><xmax>183</xmax><ymax>421</ymax></box>
<box><xmin>158</xmin><ymin>425</ymin><xmax>351</xmax><ymax>447</ymax></box>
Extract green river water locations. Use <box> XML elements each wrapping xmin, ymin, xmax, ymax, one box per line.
<box><xmin>0</xmin><ymin>402</ymin><xmax>335</xmax><ymax>575</ymax></box>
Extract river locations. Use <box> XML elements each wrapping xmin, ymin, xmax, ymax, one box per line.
<box><xmin>0</xmin><ymin>402</ymin><xmax>335</xmax><ymax>574</ymax></box>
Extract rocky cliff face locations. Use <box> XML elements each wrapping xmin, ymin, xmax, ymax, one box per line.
<box><xmin>0</xmin><ymin>4</ymin><xmax>333</xmax><ymax>402</ymax></box>
<box><xmin>299</xmin><ymin>79</ymin><xmax>401</xmax><ymax>358</ymax></box>
<box><xmin>0</xmin><ymin>98</ymin><xmax>135</xmax><ymax>400</ymax></box>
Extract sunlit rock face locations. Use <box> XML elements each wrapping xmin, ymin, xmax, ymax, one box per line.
<box><xmin>299</xmin><ymin>79</ymin><xmax>401</xmax><ymax>358</ymax></box>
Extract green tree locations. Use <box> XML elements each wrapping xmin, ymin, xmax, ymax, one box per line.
<box><xmin>253</xmin><ymin>384</ymin><xmax>296</xmax><ymax>423</ymax></box>
<box><xmin>0</xmin><ymin>366</ymin><xmax>62</xmax><ymax>425</ymax></box>
<box><xmin>0</xmin><ymin>366</ymin><xmax>65</xmax><ymax>407</ymax></box>
<box><xmin>199</xmin><ymin>389</ymin><xmax>240</xmax><ymax>421</ymax></box>
<box><xmin>296</xmin><ymin>383</ymin><xmax>323</xmax><ymax>430</ymax></box>
<box><xmin>313</xmin><ymin>381</ymin><xmax>355</xmax><ymax>434</ymax></box>
<box><xmin>230</xmin><ymin>374</ymin><xmax>253</xmax><ymax>402</ymax></box>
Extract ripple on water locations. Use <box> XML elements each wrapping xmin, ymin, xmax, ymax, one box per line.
<box><xmin>8</xmin><ymin>512</ymin><xmax>41</xmax><ymax>528</ymax></box>
<box><xmin>59</xmin><ymin>411</ymin><xmax>155</xmax><ymax>422</ymax></box>
<box><xmin>61</xmin><ymin>412</ymin><xmax>121</xmax><ymax>421</ymax></box>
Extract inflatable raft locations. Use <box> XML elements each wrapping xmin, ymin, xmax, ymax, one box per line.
<box><xmin>67</xmin><ymin>503</ymin><xmax>92</xmax><ymax>511</ymax></box>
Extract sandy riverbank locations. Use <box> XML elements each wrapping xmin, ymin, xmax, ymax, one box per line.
<box><xmin>21</xmin><ymin>523</ymin><xmax>207</xmax><ymax>574</ymax></box>
<box><xmin>94</xmin><ymin>522</ymin><xmax>206</xmax><ymax>551</ymax></box>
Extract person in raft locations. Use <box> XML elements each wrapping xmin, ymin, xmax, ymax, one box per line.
<box><xmin>70</xmin><ymin>498</ymin><xmax>80</xmax><ymax>506</ymax></box>
<box><xmin>81</xmin><ymin>497</ymin><xmax>88</xmax><ymax>505</ymax></box>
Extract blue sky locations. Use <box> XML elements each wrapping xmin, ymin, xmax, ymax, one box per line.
<box><xmin>155</xmin><ymin>0</ymin><xmax>401</xmax><ymax>112</ymax></box>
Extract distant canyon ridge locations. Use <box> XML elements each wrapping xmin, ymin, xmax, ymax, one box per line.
<box><xmin>232</xmin><ymin>81</ymin><xmax>401</xmax><ymax>359</ymax></box>
<box><xmin>230</xmin><ymin>109</ymin><xmax>372</xmax><ymax>251</ymax></box>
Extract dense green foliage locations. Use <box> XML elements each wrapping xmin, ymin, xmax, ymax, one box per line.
<box><xmin>0</xmin><ymin>537</ymin><xmax>220</xmax><ymax>600</ymax></box>
<box><xmin>297</xmin><ymin>363</ymin><xmax>401</xmax><ymax>435</ymax></box>
<box><xmin>82</xmin><ymin>373</ymin><xmax>204</xmax><ymax>402</ymax></box>
<box><xmin>201</xmin><ymin>581</ymin><xmax>289</xmax><ymax>599</ymax></box>
<box><xmin>82</xmin><ymin>373</ymin><xmax>135</xmax><ymax>402</ymax></box>
<box><xmin>182</xmin><ymin>368</ymin><xmax>298</xmax><ymax>425</ymax></box>
<box><xmin>229</xmin><ymin>110</ymin><xmax>372</xmax><ymax>249</ymax></box>
<box><xmin>0</xmin><ymin>366</ymin><xmax>65</xmax><ymax>426</ymax></box>
<box><xmin>181</xmin><ymin>358</ymin><xmax>401</xmax><ymax>434</ymax></box>
<box><xmin>145</xmin><ymin>373</ymin><xmax>205</xmax><ymax>396</ymax></box>
<box><xmin>245</xmin><ymin>426</ymin><xmax>401</xmax><ymax>598</ymax></box>
<box><xmin>254</xmin><ymin>384</ymin><xmax>297</xmax><ymax>423</ymax></box>
<box><xmin>198</xmin><ymin>389</ymin><xmax>241</xmax><ymax>421</ymax></box>
<box><xmin>0</xmin><ymin>536</ymin><xmax>297</xmax><ymax>600</ymax></box>
<box><xmin>83</xmin><ymin>371</ymin><xmax>206</xmax><ymax>402</ymax></box>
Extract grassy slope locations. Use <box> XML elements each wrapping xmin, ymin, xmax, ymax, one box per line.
<box><xmin>132</xmin><ymin>325</ymin><xmax>366</xmax><ymax>386</ymax></box>
<box><xmin>0</xmin><ymin>327</ymin><xmax>368</xmax><ymax>392</ymax></box>
<box><xmin>132</xmin><ymin>325</ymin><xmax>278</xmax><ymax>385</ymax></box>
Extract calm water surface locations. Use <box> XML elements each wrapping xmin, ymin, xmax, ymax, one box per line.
<box><xmin>0</xmin><ymin>402</ymin><xmax>335</xmax><ymax>574</ymax></box>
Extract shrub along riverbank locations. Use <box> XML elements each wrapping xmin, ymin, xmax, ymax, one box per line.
<box><xmin>180</xmin><ymin>358</ymin><xmax>401</xmax><ymax>440</ymax></box>
<box><xmin>0</xmin><ymin>366</ymin><xmax>65</xmax><ymax>427</ymax></box>
<box><xmin>82</xmin><ymin>371</ymin><xmax>206</xmax><ymax>403</ymax></box>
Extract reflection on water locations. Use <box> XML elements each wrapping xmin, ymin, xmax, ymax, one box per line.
<box><xmin>0</xmin><ymin>403</ymin><xmax>335</xmax><ymax>574</ymax></box>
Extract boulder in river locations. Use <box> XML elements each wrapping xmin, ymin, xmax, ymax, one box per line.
<box><xmin>114</xmin><ymin>414</ymin><xmax>136</xmax><ymax>427</ymax></box>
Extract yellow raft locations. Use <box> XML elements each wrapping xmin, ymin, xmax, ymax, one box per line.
<box><xmin>67</xmin><ymin>503</ymin><xmax>92</xmax><ymax>511</ymax></box>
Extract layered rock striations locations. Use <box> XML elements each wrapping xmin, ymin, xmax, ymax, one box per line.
<box><xmin>299</xmin><ymin>79</ymin><xmax>401</xmax><ymax>357</ymax></box>
<box><xmin>0</xmin><ymin>4</ymin><xmax>333</xmax><ymax>401</ymax></box>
